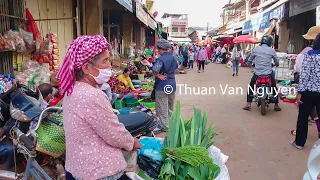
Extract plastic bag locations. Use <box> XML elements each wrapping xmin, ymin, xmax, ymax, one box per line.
<box><xmin>208</xmin><ymin>146</ymin><xmax>230</xmax><ymax>180</ymax></box>
<box><xmin>5</xmin><ymin>30</ymin><xmax>26</xmax><ymax>53</ymax></box>
<box><xmin>0</xmin><ymin>34</ymin><xmax>15</xmax><ymax>51</ymax></box>
<box><xmin>0</xmin><ymin>35</ymin><xmax>6</xmax><ymax>51</ymax></box>
<box><xmin>19</xmin><ymin>28</ymin><xmax>35</xmax><ymax>53</ymax></box>
<box><xmin>138</xmin><ymin>155</ymin><xmax>163</xmax><ymax>179</ymax></box>
<box><xmin>138</xmin><ymin>138</ymin><xmax>163</xmax><ymax>162</ymax></box>
<box><xmin>179</xmin><ymin>56</ymin><xmax>185</xmax><ymax>63</ymax></box>
<box><xmin>39</xmin><ymin>35</ymin><xmax>53</xmax><ymax>55</ymax></box>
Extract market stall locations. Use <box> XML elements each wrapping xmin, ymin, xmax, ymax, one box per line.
<box><xmin>135</xmin><ymin>102</ymin><xmax>230</xmax><ymax>180</ymax></box>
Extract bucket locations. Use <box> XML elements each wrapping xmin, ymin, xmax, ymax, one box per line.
<box><xmin>138</xmin><ymin>74</ymin><xmax>145</xmax><ymax>80</ymax></box>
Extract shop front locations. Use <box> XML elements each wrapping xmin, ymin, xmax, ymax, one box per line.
<box><xmin>145</xmin><ymin>14</ymin><xmax>157</xmax><ymax>47</ymax></box>
<box><xmin>134</xmin><ymin>1</ymin><xmax>148</xmax><ymax>50</ymax></box>
<box><xmin>242</xmin><ymin>2</ymin><xmax>287</xmax><ymax>50</ymax></box>
<box><xmin>103</xmin><ymin>0</ymin><xmax>134</xmax><ymax>58</ymax></box>
<box><xmin>287</xmin><ymin>0</ymin><xmax>320</xmax><ymax>53</ymax></box>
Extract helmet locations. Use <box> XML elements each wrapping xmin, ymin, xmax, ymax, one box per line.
<box><xmin>260</xmin><ymin>35</ymin><xmax>273</xmax><ymax>47</ymax></box>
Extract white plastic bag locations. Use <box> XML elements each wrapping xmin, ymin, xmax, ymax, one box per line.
<box><xmin>208</xmin><ymin>146</ymin><xmax>230</xmax><ymax>180</ymax></box>
<box><xmin>126</xmin><ymin>172</ymin><xmax>144</xmax><ymax>180</ymax></box>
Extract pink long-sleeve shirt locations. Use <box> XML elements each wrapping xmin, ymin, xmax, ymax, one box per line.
<box><xmin>198</xmin><ymin>48</ymin><xmax>208</xmax><ymax>61</ymax></box>
<box><xmin>63</xmin><ymin>82</ymin><xmax>134</xmax><ymax>180</ymax></box>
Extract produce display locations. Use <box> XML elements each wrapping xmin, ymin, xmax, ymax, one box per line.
<box><xmin>0</xmin><ymin>75</ymin><xmax>13</xmax><ymax>94</ymax></box>
<box><xmin>159</xmin><ymin>101</ymin><xmax>222</xmax><ymax>180</ymax></box>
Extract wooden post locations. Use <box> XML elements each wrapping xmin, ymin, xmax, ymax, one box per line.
<box><xmin>108</xmin><ymin>10</ymin><xmax>111</xmax><ymax>41</ymax></box>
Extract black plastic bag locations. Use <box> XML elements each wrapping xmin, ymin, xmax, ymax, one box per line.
<box><xmin>138</xmin><ymin>155</ymin><xmax>163</xmax><ymax>179</ymax></box>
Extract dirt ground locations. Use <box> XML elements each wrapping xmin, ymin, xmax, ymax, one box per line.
<box><xmin>173</xmin><ymin>63</ymin><xmax>317</xmax><ymax>180</ymax></box>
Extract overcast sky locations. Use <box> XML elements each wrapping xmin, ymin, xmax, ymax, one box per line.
<box><xmin>154</xmin><ymin>0</ymin><xmax>230</xmax><ymax>28</ymax></box>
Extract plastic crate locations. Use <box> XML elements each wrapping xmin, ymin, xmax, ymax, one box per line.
<box><xmin>114</xmin><ymin>100</ymin><xmax>123</xmax><ymax>109</ymax></box>
<box><xmin>124</xmin><ymin>98</ymin><xmax>139</xmax><ymax>107</ymax></box>
<box><xmin>119</xmin><ymin>108</ymin><xmax>131</xmax><ymax>114</ymax></box>
<box><xmin>139</xmin><ymin>101</ymin><xmax>156</xmax><ymax>108</ymax></box>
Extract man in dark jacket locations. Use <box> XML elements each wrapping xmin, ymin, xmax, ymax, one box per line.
<box><xmin>179</xmin><ymin>43</ymin><xmax>188</xmax><ymax>67</ymax></box>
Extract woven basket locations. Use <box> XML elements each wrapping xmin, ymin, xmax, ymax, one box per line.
<box><xmin>36</xmin><ymin>101</ymin><xmax>65</xmax><ymax>158</ymax></box>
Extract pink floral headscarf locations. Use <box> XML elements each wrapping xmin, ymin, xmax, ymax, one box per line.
<box><xmin>57</xmin><ymin>35</ymin><xmax>109</xmax><ymax>96</ymax></box>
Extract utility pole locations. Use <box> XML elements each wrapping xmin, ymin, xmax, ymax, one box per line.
<box><xmin>207</xmin><ymin>22</ymin><xmax>209</xmax><ymax>32</ymax></box>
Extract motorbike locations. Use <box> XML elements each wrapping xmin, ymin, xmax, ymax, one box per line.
<box><xmin>304</xmin><ymin>139</ymin><xmax>320</xmax><ymax>180</ymax></box>
<box><xmin>0</xmin><ymin>84</ymin><xmax>63</xmax><ymax>180</ymax></box>
<box><xmin>0</xmin><ymin>83</ymin><xmax>158</xmax><ymax>179</ymax></box>
<box><xmin>252</xmin><ymin>67</ymin><xmax>277</xmax><ymax>116</ymax></box>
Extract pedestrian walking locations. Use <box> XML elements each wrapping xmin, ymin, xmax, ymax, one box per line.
<box><xmin>188</xmin><ymin>49</ymin><xmax>194</xmax><ymax>69</ymax></box>
<box><xmin>231</xmin><ymin>43</ymin><xmax>244</xmax><ymax>76</ymax></box>
<box><xmin>197</xmin><ymin>45</ymin><xmax>208</xmax><ymax>73</ymax></box>
<box><xmin>291</xmin><ymin>33</ymin><xmax>320</xmax><ymax>150</ymax></box>
<box><xmin>221</xmin><ymin>45</ymin><xmax>227</xmax><ymax>64</ymax></box>
<box><xmin>179</xmin><ymin>43</ymin><xmax>188</xmax><ymax>67</ymax></box>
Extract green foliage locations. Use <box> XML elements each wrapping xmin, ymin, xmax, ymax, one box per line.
<box><xmin>159</xmin><ymin>101</ymin><xmax>225</xmax><ymax>179</ymax></box>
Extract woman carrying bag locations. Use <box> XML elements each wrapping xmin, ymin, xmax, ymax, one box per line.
<box><xmin>231</xmin><ymin>44</ymin><xmax>244</xmax><ymax>76</ymax></box>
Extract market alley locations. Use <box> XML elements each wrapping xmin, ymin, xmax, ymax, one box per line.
<box><xmin>175</xmin><ymin>63</ymin><xmax>316</xmax><ymax>180</ymax></box>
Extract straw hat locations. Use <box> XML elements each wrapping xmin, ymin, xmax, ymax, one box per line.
<box><xmin>303</xmin><ymin>26</ymin><xmax>320</xmax><ymax>40</ymax></box>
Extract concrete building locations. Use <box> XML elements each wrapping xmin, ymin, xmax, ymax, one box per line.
<box><xmin>161</xmin><ymin>13</ymin><xmax>191</xmax><ymax>43</ymax></box>
<box><xmin>188</xmin><ymin>27</ymin><xmax>209</xmax><ymax>42</ymax></box>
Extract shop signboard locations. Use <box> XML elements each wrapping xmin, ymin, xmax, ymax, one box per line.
<box><xmin>242</xmin><ymin>12</ymin><xmax>270</xmax><ymax>34</ymax></box>
<box><xmin>317</xmin><ymin>6</ymin><xmax>320</xmax><ymax>26</ymax></box>
<box><xmin>171</xmin><ymin>19</ymin><xmax>188</xmax><ymax>26</ymax></box>
<box><xmin>242</xmin><ymin>20</ymin><xmax>252</xmax><ymax>34</ymax></box>
<box><xmin>116</xmin><ymin>0</ymin><xmax>133</xmax><ymax>13</ymax></box>
<box><xmin>289</xmin><ymin>0</ymin><xmax>320</xmax><ymax>17</ymax></box>
<box><xmin>148</xmin><ymin>15</ymin><xmax>157</xmax><ymax>30</ymax></box>
<box><xmin>136</xmin><ymin>2</ymin><xmax>148</xmax><ymax>25</ymax></box>
<box><xmin>270</xmin><ymin>4</ymin><xmax>285</xmax><ymax>19</ymax></box>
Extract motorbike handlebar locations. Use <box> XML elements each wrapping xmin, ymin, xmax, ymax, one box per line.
<box><xmin>35</xmin><ymin>106</ymin><xmax>63</xmax><ymax>131</ymax></box>
<box><xmin>13</xmin><ymin>127</ymin><xmax>35</xmax><ymax>151</ymax></box>
<box><xmin>19</xmin><ymin>134</ymin><xmax>35</xmax><ymax>151</ymax></box>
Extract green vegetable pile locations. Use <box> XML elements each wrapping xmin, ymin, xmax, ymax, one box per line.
<box><xmin>159</xmin><ymin>101</ymin><xmax>224</xmax><ymax>180</ymax></box>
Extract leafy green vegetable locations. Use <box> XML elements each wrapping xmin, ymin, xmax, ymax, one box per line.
<box><xmin>159</xmin><ymin>101</ymin><xmax>225</xmax><ymax>179</ymax></box>
<box><xmin>162</xmin><ymin>146</ymin><xmax>214</xmax><ymax>167</ymax></box>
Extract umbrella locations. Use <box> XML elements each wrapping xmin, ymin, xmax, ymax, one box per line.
<box><xmin>233</xmin><ymin>35</ymin><xmax>258</xmax><ymax>44</ymax></box>
<box><xmin>213</xmin><ymin>35</ymin><xmax>234</xmax><ymax>42</ymax></box>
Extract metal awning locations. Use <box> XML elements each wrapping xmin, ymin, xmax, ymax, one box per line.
<box><xmin>168</xmin><ymin>37</ymin><xmax>192</xmax><ymax>42</ymax></box>
<box><xmin>225</xmin><ymin>28</ymin><xmax>242</xmax><ymax>35</ymax></box>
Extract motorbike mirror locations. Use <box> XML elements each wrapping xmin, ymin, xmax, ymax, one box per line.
<box><xmin>9</xmin><ymin>103</ymin><xmax>32</xmax><ymax>122</ymax></box>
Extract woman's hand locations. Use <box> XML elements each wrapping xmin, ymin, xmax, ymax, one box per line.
<box><xmin>132</xmin><ymin>138</ymin><xmax>142</xmax><ymax>151</ymax></box>
<box><xmin>157</xmin><ymin>74</ymin><xmax>167</xmax><ymax>81</ymax></box>
<box><xmin>296</xmin><ymin>93</ymin><xmax>303</xmax><ymax>105</ymax></box>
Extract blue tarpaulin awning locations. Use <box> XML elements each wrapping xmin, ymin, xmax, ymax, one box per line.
<box><xmin>242</xmin><ymin>4</ymin><xmax>285</xmax><ymax>34</ymax></box>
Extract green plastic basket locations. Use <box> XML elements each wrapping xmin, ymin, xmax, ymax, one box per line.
<box><xmin>140</xmin><ymin>101</ymin><xmax>156</xmax><ymax>108</ymax></box>
<box><xmin>142</xmin><ymin>84</ymin><xmax>149</xmax><ymax>89</ymax></box>
<box><xmin>114</xmin><ymin>100</ymin><xmax>123</xmax><ymax>109</ymax></box>
<box><xmin>138</xmin><ymin>99</ymin><xmax>156</xmax><ymax>108</ymax></box>
<box><xmin>124</xmin><ymin>98</ymin><xmax>139</xmax><ymax>107</ymax></box>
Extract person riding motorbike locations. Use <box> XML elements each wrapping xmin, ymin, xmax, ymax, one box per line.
<box><xmin>243</xmin><ymin>35</ymin><xmax>282</xmax><ymax>111</ymax></box>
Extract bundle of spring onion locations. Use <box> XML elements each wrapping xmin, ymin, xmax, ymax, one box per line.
<box><xmin>159</xmin><ymin>101</ymin><xmax>224</xmax><ymax>180</ymax></box>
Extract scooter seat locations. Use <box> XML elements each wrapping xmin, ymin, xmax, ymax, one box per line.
<box><xmin>118</xmin><ymin>112</ymin><xmax>153</xmax><ymax>134</ymax></box>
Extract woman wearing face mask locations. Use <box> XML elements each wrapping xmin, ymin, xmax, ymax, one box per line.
<box><xmin>57</xmin><ymin>35</ymin><xmax>142</xmax><ymax>180</ymax></box>
<box><xmin>117</xmin><ymin>68</ymin><xmax>136</xmax><ymax>91</ymax></box>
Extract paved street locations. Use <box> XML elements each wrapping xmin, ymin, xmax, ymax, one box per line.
<box><xmin>175</xmin><ymin>63</ymin><xmax>317</xmax><ymax>180</ymax></box>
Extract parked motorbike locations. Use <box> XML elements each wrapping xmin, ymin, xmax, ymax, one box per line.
<box><xmin>118</xmin><ymin>109</ymin><xmax>158</xmax><ymax>137</ymax></box>
<box><xmin>0</xmin><ymin>84</ymin><xmax>64</xmax><ymax>180</ymax></box>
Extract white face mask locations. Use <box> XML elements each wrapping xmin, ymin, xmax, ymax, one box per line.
<box><xmin>90</xmin><ymin>67</ymin><xmax>112</xmax><ymax>85</ymax></box>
